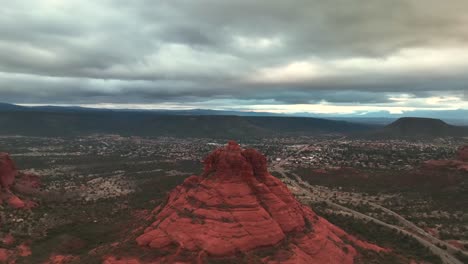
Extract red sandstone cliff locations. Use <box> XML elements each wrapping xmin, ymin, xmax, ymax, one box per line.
<box><xmin>111</xmin><ymin>141</ymin><xmax>385</xmax><ymax>263</ymax></box>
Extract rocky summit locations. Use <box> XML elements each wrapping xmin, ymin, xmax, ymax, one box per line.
<box><xmin>129</xmin><ymin>141</ymin><xmax>384</xmax><ymax>263</ymax></box>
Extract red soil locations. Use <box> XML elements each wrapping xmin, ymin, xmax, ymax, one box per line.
<box><xmin>44</xmin><ymin>254</ymin><xmax>80</xmax><ymax>264</ymax></box>
<box><xmin>1</xmin><ymin>234</ymin><xmax>15</xmax><ymax>246</ymax></box>
<box><xmin>0</xmin><ymin>242</ymin><xmax>32</xmax><ymax>264</ymax></box>
<box><xmin>0</xmin><ymin>248</ymin><xmax>12</xmax><ymax>263</ymax></box>
<box><xmin>103</xmin><ymin>256</ymin><xmax>143</xmax><ymax>264</ymax></box>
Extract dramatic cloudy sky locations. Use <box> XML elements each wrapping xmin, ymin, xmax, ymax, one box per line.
<box><xmin>1</xmin><ymin>0</ymin><xmax>467</xmax><ymax>114</ymax></box>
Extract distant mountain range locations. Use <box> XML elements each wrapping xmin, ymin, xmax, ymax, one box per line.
<box><xmin>2</xmin><ymin>102</ymin><xmax>467</xmax><ymax>125</ymax></box>
<box><xmin>0</xmin><ymin>104</ymin><xmax>374</xmax><ymax>138</ymax></box>
<box><xmin>0</xmin><ymin>103</ymin><xmax>467</xmax><ymax>139</ymax></box>
<box><xmin>0</xmin><ymin>102</ymin><xmax>281</xmax><ymax>116</ymax></box>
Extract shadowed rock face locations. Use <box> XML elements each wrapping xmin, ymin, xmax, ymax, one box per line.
<box><xmin>134</xmin><ymin>141</ymin><xmax>384</xmax><ymax>263</ymax></box>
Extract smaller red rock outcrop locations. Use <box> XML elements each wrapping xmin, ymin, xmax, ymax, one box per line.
<box><xmin>413</xmin><ymin>146</ymin><xmax>468</xmax><ymax>187</ymax></box>
<box><xmin>0</xmin><ymin>155</ymin><xmax>41</xmax><ymax>264</ymax></box>
<box><xmin>0</xmin><ymin>153</ymin><xmax>16</xmax><ymax>190</ymax></box>
<box><xmin>0</xmin><ymin>152</ymin><xmax>40</xmax><ymax>209</ymax></box>
<box><xmin>131</xmin><ymin>141</ymin><xmax>385</xmax><ymax>263</ymax></box>
<box><xmin>457</xmin><ymin>145</ymin><xmax>468</xmax><ymax>162</ymax></box>
<box><xmin>423</xmin><ymin>145</ymin><xmax>468</xmax><ymax>173</ymax></box>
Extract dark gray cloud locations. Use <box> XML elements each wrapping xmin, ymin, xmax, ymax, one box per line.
<box><xmin>0</xmin><ymin>0</ymin><xmax>467</xmax><ymax>110</ymax></box>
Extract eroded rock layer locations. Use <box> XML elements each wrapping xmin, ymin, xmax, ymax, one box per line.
<box><xmin>134</xmin><ymin>141</ymin><xmax>384</xmax><ymax>263</ymax></box>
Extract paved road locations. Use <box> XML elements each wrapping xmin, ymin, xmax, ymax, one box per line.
<box><xmin>365</xmin><ymin>200</ymin><xmax>467</xmax><ymax>257</ymax></box>
<box><xmin>289</xmin><ymin>175</ymin><xmax>462</xmax><ymax>264</ymax></box>
<box><xmin>270</xmin><ymin>143</ymin><xmax>465</xmax><ymax>264</ymax></box>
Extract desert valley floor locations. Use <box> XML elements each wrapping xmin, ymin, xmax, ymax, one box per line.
<box><xmin>1</xmin><ymin>135</ymin><xmax>467</xmax><ymax>263</ymax></box>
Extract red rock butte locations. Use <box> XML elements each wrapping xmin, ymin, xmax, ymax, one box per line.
<box><xmin>134</xmin><ymin>141</ymin><xmax>384</xmax><ymax>263</ymax></box>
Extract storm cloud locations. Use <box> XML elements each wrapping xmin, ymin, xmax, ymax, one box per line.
<box><xmin>0</xmin><ymin>0</ymin><xmax>467</xmax><ymax>112</ymax></box>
